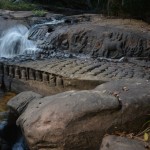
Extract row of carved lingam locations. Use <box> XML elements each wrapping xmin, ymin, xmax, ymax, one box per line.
<box><xmin>0</xmin><ymin>63</ymin><xmax>64</xmax><ymax>87</ymax></box>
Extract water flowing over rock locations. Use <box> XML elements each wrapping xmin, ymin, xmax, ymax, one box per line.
<box><xmin>0</xmin><ymin>25</ymin><xmax>37</xmax><ymax>58</ymax></box>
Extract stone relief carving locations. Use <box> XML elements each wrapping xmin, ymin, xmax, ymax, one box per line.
<box><xmin>70</xmin><ymin>30</ymin><xmax>88</xmax><ymax>53</ymax></box>
<box><xmin>0</xmin><ymin>63</ymin><xmax>65</xmax><ymax>88</ymax></box>
<box><xmin>98</xmin><ymin>32</ymin><xmax>124</xmax><ymax>58</ymax></box>
<box><xmin>28</xmin><ymin>25</ymin><xmax>150</xmax><ymax>59</ymax></box>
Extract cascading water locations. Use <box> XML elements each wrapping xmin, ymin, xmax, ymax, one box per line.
<box><xmin>0</xmin><ymin>25</ymin><xmax>37</xmax><ymax>58</ymax></box>
<box><xmin>0</xmin><ymin>18</ymin><xmax>64</xmax><ymax>59</ymax></box>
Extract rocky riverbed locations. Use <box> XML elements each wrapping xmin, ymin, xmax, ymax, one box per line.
<box><xmin>0</xmin><ymin>91</ymin><xmax>29</xmax><ymax>150</ymax></box>
<box><xmin>0</xmin><ymin>10</ymin><xmax>150</xmax><ymax>150</ymax></box>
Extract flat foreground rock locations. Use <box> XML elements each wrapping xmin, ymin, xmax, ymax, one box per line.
<box><xmin>100</xmin><ymin>135</ymin><xmax>147</xmax><ymax>150</ymax></box>
<box><xmin>17</xmin><ymin>90</ymin><xmax>119</xmax><ymax>150</ymax></box>
<box><xmin>96</xmin><ymin>79</ymin><xmax>150</xmax><ymax>130</ymax></box>
<box><xmin>14</xmin><ymin>79</ymin><xmax>150</xmax><ymax>150</ymax></box>
<box><xmin>7</xmin><ymin>91</ymin><xmax>42</xmax><ymax>115</ymax></box>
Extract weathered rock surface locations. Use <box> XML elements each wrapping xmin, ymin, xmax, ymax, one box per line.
<box><xmin>17</xmin><ymin>90</ymin><xmax>119</xmax><ymax>150</ymax></box>
<box><xmin>16</xmin><ymin>79</ymin><xmax>150</xmax><ymax>150</ymax></box>
<box><xmin>7</xmin><ymin>91</ymin><xmax>42</xmax><ymax>115</ymax></box>
<box><xmin>9</xmin><ymin>11</ymin><xmax>34</xmax><ymax>19</ymax></box>
<box><xmin>0</xmin><ymin>57</ymin><xmax>150</xmax><ymax>95</ymax></box>
<box><xmin>100</xmin><ymin>135</ymin><xmax>148</xmax><ymax>150</ymax></box>
<box><xmin>96</xmin><ymin>79</ymin><xmax>150</xmax><ymax>131</ymax></box>
<box><xmin>29</xmin><ymin>22</ymin><xmax>150</xmax><ymax>59</ymax></box>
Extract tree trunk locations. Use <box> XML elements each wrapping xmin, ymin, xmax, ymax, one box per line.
<box><xmin>86</xmin><ymin>0</ymin><xmax>92</xmax><ymax>9</ymax></box>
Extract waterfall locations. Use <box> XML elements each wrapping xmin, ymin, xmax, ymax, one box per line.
<box><xmin>0</xmin><ymin>18</ymin><xmax>64</xmax><ymax>59</ymax></box>
<box><xmin>0</xmin><ymin>25</ymin><xmax>37</xmax><ymax>58</ymax></box>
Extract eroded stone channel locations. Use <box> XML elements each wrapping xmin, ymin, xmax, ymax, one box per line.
<box><xmin>0</xmin><ymin>57</ymin><xmax>150</xmax><ymax>96</ymax></box>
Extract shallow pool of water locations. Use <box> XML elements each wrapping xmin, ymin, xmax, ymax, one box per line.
<box><xmin>0</xmin><ymin>91</ymin><xmax>16</xmax><ymax>113</ymax></box>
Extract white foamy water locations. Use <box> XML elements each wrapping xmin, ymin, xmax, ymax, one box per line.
<box><xmin>31</xmin><ymin>18</ymin><xmax>64</xmax><ymax>30</ymax></box>
<box><xmin>0</xmin><ymin>18</ymin><xmax>64</xmax><ymax>58</ymax></box>
<box><xmin>44</xmin><ymin>18</ymin><xmax>64</xmax><ymax>25</ymax></box>
<box><xmin>0</xmin><ymin>25</ymin><xmax>37</xmax><ymax>58</ymax></box>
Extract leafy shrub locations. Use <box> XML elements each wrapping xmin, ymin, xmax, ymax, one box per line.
<box><xmin>32</xmin><ymin>9</ymin><xmax>47</xmax><ymax>17</ymax></box>
<box><xmin>0</xmin><ymin>0</ymin><xmax>36</xmax><ymax>10</ymax></box>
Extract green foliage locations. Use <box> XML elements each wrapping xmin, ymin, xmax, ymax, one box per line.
<box><xmin>137</xmin><ymin>115</ymin><xmax>150</xmax><ymax>142</ymax></box>
<box><xmin>91</xmin><ymin>0</ymin><xmax>150</xmax><ymax>21</ymax></box>
<box><xmin>106</xmin><ymin>0</ymin><xmax>123</xmax><ymax>16</ymax></box>
<box><xmin>32</xmin><ymin>9</ymin><xmax>47</xmax><ymax>17</ymax></box>
<box><xmin>0</xmin><ymin>0</ymin><xmax>149</xmax><ymax>21</ymax></box>
<box><xmin>0</xmin><ymin>0</ymin><xmax>36</xmax><ymax>11</ymax></box>
<box><xmin>122</xmin><ymin>0</ymin><xmax>150</xmax><ymax>18</ymax></box>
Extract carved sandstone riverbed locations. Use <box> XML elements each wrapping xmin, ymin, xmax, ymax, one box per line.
<box><xmin>0</xmin><ymin>57</ymin><xmax>150</xmax><ymax>95</ymax></box>
<box><xmin>0</xmin><ymin>14</ymin><xmax>150</xmax><ymax>96</ymax></box>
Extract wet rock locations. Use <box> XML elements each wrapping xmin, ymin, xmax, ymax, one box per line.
<box><xmin>7</xmin><ymin>91</ymin><xmax>42</xmax><ymax>116</ymax></box>
<box><xmin>27</xmin><ymin>17</ymin><xmax>47</xmax><ymax>26</ymax></box>
<box><xmin>0</xmin><ymin>112</ymin><xmax>9</xmax><ymax>121</ymax></box>
<box><xmin>17</xmin><ymin>90</ymin><xmax>119</xmax><ymax>150</ymax></box>
<box><xmin>0</xmin><ymin>16</ymin><xmax>27</xmax><ymax>35</ymax></box>
<box><xmin>0</xmin><ymin>120</ymin><xmax>28</xmax><ymax>150</ymax></box>
<box><xmin>100</xmin><ymin>135</ymin><xmax>148</xmax><ymax>150</ymax></box>
<box><xmin>0</xmin><ymin>120</ymin><xmax>20</xmax><ymax>148</ymax></box>
<box><xmin>0</xmin><ymin>10</ymin><xmax>14</xmax><ymax>16</ymax></box>
<box><xmin>12</xmin><ymin>136</ymin><xmax>29</xmax><ymax>150</ymax></box>
<box><xmin>64</xmin><ymin>15</ymin><xmax>91</xmax><ymax>24</ymax></box>
<box><xmin>0</xmin><ymin>121</ymin><xmax>8</xmax><ymax>136</ymax></box>
<box><xmin>10</xmin><ymin>11</ymin><xmax>34</xmax><ymax>19</ymax></box>
<box><xmin>45</xmin><ymin>13</ymin><xmax>64</xmax><ymax>20</ymax></box>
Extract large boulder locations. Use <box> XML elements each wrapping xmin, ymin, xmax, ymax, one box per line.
<box><xmin>16</xmin><ymin>79</ymin><xmax>150</xmax><ymax>150</ymax></box>
<box><xmin>100</xmin><ymin>135</ymin><xmax>148</xmax><ymax>150</ymax></box>
<box><xmin>17</xmin><ymin>90</ymin><xmax>120</xmax><ymax>150</ymax></box>
<box><xmin>7</xmin><ymin>91</ymin><xmax>42</xmax><ymax>116</ymax></box>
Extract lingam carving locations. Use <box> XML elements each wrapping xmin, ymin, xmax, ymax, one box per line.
<box><xmin>4</xmin><ymin>65</ymin><xmax>9</xmax><ymax>76</ymax></box>
<box><xmin>29</xmin><ymin>68</ymin><xmax>35</xmax><ymax>80</ymax></box>
<box><xmin>9</xmin><ymin>66</ymin><xmax>14</xmax><ymax>78</ymax></box>
<box><xmin>61</xmin><ymin>39</ymin><xmax>69</xmax><ymax>50</ymax></box>
<box><xmin>35</xmin><ymin>70</ymin><xmax>42</xmax><ymax>81</ymax></box>
<box><xmin>56</xmin><ymin>76</ymin><xmax>63</xmax><ymax>86</ymax></box>
<box><xmin>21</xmin><ymin>68</ymin><xmax>27</xmax><ymax>80</ymax></box>
<box><xmin>0</xmin><ymin>63</ymin><xmax>4</xmax><ymax>75</ymax></box>
<box><xmin>49</xmin><ymin>74</ymin><xmax>56</xmax><ymax>87</ymax></box>
<box><xmin>15</xmin><ymin>66</ymin><xmax>20</xmax><ymax>79</ymax></box>
<box><xmin>42</xmin><ymin>72</ymin><xmax>49</xmax><ymax>83</ymax></box>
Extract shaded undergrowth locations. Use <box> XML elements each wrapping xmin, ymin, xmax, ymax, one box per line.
<box><xmin>0</xmin><ymin>0</ymin><xmax>36</xmax><ymax>11</ymax></box>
